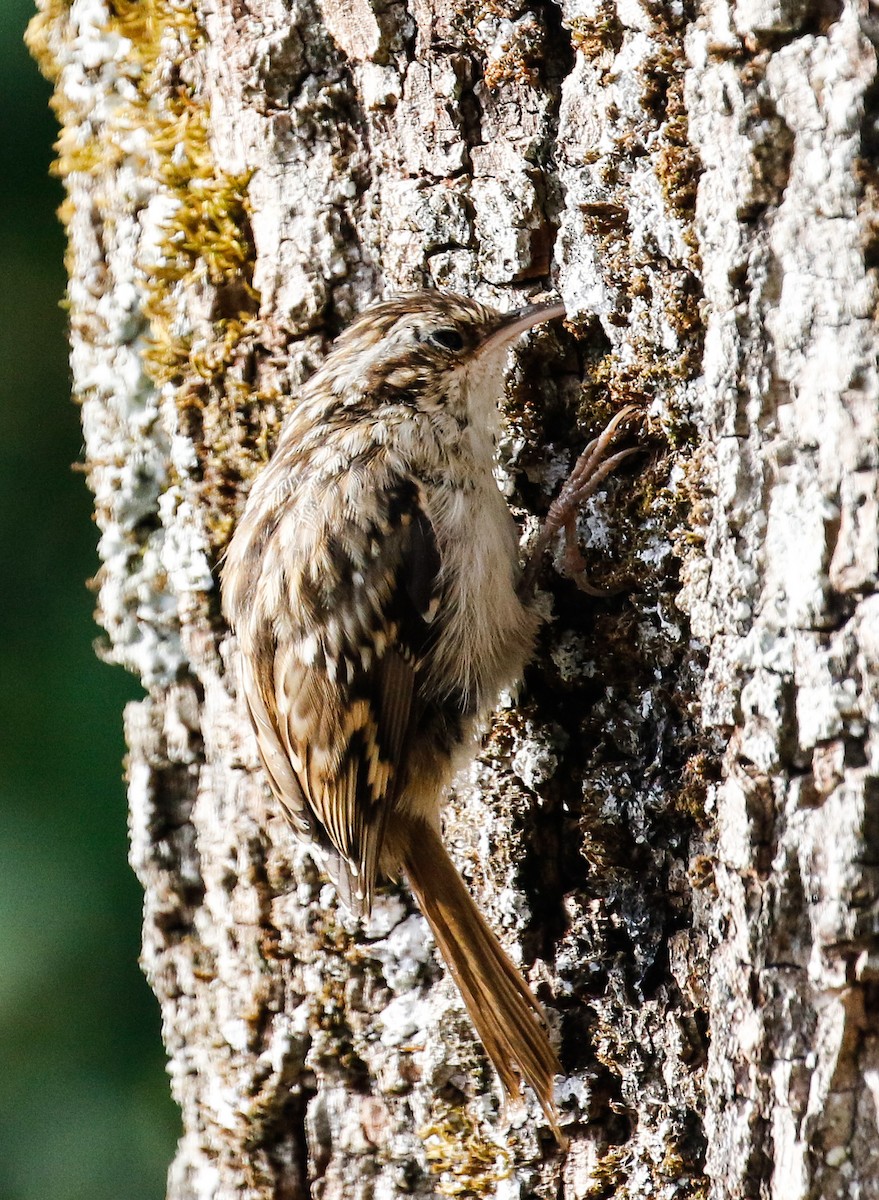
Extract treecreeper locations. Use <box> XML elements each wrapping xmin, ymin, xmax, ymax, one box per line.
<box><xmin>221</xmin><ymin>290</ymin><xmax>637</xmax><ymax>1142</ymax></box>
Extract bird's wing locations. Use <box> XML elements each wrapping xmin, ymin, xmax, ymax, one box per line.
<box><xmin>241</xmin><ymin>478</ymin><xmax>442</xmax><ymax>915</ymax></box>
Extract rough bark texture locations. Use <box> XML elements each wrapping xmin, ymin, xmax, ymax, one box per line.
<box><xmin>685</xmin><ymin>5</ymin><xmax>879</xmax><ymax>1196</ymax></box>
<box><xmin>28</xmin><ymin>0</ymin><xmax>878</xmax><ymax>1197</ymax></box>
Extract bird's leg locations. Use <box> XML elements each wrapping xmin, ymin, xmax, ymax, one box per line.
<box><xmin>520</xmin><ymin>405</ymin><xmax>640</xmax><ymax>597</ymax></box>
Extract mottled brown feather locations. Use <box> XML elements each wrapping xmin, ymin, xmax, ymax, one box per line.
<box><xmin>240</xmin><ymin>482</ymin><xmax>441</xmax><ymax>911</ymax></box>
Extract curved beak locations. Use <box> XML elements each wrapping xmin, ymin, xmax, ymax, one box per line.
<box><xmin>478</xmin><ymin>298</ymin><xmax>567</xmax><ymax>356</ymax></box>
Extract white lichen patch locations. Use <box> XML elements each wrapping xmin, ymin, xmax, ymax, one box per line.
<box><xmin>550</xmin><ymin>630</ymin><xmax>597</xmax><ymax>681</ymax></box>
<box><xmin>379</xmin><ymin>989</ymin><xmax>432</xmax><ymax>1047</ymax></box>
<box><xmin>367</xmin><ymin>913</ymin><xmax>434</xmax><ymax>994</ymax></box>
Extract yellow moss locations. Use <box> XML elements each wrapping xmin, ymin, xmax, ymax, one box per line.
<box><xmin>105</xmin><ymin>0</ymin><xmax>204</xmax><ymax>97</ymax></box>
<box><xmin>479</xmin><ymin>19</ymin><xmax>543</xmax><ymax>90</ymax></box>
<box><xmin>188</xmin><ymin>319</ymin><xmax>256</xmax><ymax>381</ymax></box>
<box><xmin>670</xmin><ymin>751</ymin><xmax>718</xmax><ymax>824</ymax></box>
<box><xmin>576</xmin><ymin>1139</ymin><xmax>708</xmax><ymax>1200</ymax></box>
<box><xmin>582</xmin><ymin>1144</ymin><xmax>629</xmax><ymax>1198</ymax></box>
<box><xmin>29</xmin><ymin>0</ymin><xmax>259</xmax><ymax>389</ymax></box>
<box><xmin>574</xmin><ymin>346</ymin><xmax>663</xmax><ymax>422</ymax></box>
<box><xmin>24</xmin><ymin>0</ymin><xmax>72</xmax><ymax>82</ymax></box>
<box><xmin>483</xmin><ymin>50</ymin><xmax>539</xmax><ymax>91</ymax></box>
<box><xmin>152</xmin><ymin>167</ymin><xmax>255</xmax><ymax>289</ymax></box>
<box><xmin>106</xmin><ymin>6</ymin><xmax>258</xmax><ymax>384</ymax></box>
<box><xmin>567</xmin><ymin>3</ymin><xmax>623</xmax><ymax>63</ymax></box>
<box><xmin>27</xmin><ymin>0</ymin><xmax>265</xmax><ymax>572</ymax></box>
<box><xmin>105</xmin><ymin>0</ymin><xmax>180</xmax><ymax>75</ymax></box>
<box><xmin>422</xmin><ymin>1104</ymin><xmax>512</xmax><ymax>1197</ymax></box>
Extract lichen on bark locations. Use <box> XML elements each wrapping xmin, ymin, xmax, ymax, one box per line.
<box><xmin>29</xmin><ymin>0</ymin><xmax>879</xmax><ymax>1196</ymax></box>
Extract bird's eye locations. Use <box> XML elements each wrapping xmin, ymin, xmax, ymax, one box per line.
<box><xmin>429</xmin><ymin>327</ymin><xmax>465</xmax><ymax>352</ymax></box>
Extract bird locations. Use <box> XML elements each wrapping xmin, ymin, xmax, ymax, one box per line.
<box><xmin>221</xmin><ymin>289</ymin><xmax>637</xmax><ymax>1140</ymax></box>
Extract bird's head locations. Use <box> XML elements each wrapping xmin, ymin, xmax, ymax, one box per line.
<box><xmin>322</xmin><ymin>290</ymin><xmax>566</xmax><ymax>425</ymax></box>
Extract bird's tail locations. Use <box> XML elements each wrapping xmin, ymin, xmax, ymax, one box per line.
<box><xmin>401</xmin><ymin>819</ymin><xmax>563</xmax><ymax>1143</ymax></box>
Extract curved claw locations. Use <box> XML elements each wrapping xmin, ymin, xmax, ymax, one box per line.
<box><xmin>520</xmin><ymin>406</ymin><xmax>641</xmax><ymax>597</ymax></box>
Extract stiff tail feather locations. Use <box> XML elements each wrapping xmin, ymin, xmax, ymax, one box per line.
<box><xmin>402</xmin><ymin>820</ymin><xmax>564</xmax><ymax>1144</ymax></box>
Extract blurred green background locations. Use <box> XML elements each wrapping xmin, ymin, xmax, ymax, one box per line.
<box><xmin>0</xmin><ymin>3</ymin><xmax>179</xmax><ymax>1196</ymax></box>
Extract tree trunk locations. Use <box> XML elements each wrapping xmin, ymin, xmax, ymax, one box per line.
<box><xmin>28</xmin><ymin>0</ymin><xmax>878</xmax><ymax>1196</ymax></box>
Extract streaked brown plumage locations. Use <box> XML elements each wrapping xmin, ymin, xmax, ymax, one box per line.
<box><xmin>222</xmin><ymin>290</ymin><xmax>635</xmax><ymax>1140</ymax></box>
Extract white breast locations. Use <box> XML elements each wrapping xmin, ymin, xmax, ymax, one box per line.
<box><xmin>425</xmin><ymin>471</ymin><xmax>538</xmax><ymax>714</ymax></box>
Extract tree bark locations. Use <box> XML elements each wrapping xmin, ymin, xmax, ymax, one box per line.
<box><xmin>28</xmin><ymin>0</ymin><xmax>878</xmax><ymax>1197</ymax></box>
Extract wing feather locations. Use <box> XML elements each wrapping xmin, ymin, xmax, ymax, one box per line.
<box><xmin>231</xmin><ymin>477</ymin><xmax>441</xmax><ymax>915</ymax></box>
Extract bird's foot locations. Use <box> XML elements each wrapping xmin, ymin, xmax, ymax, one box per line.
<box><xmin>520</xmin><ymin>405</ymin><xmax>641</xmax><ymax>596</ymax></box>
